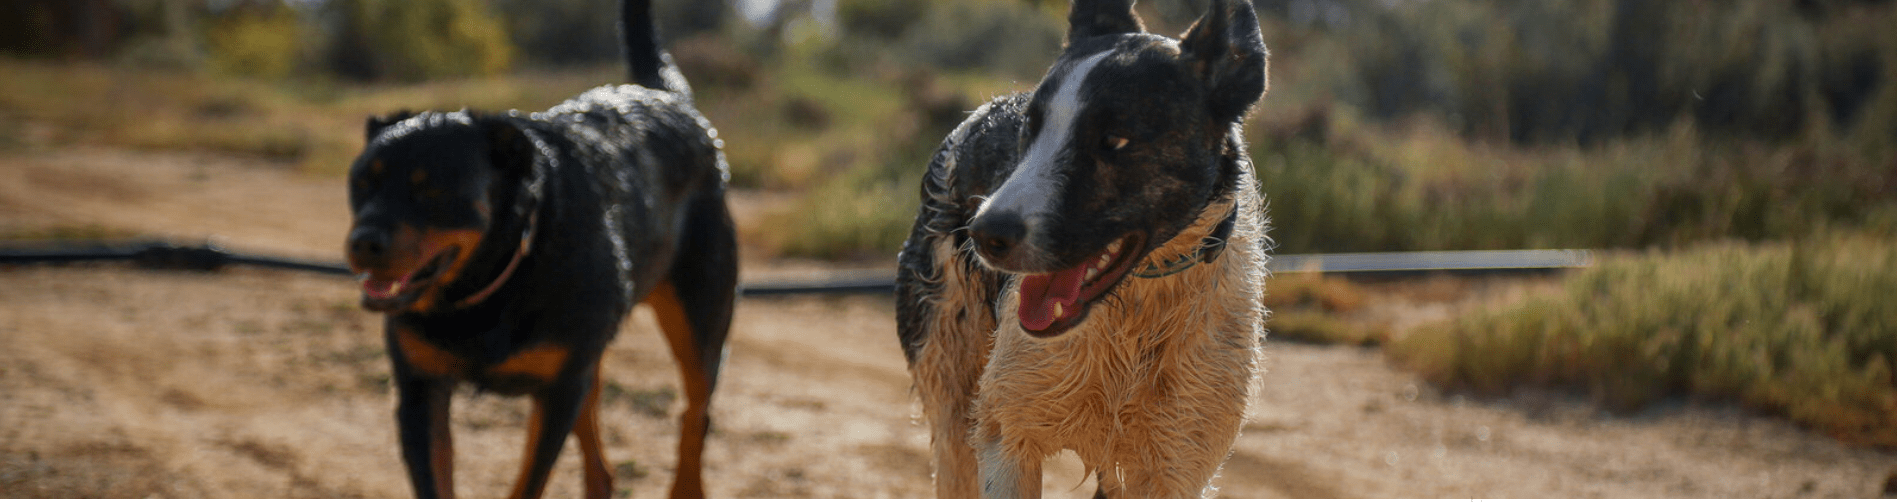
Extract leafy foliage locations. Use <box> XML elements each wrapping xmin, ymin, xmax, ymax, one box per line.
<box><xmin>202</xmin><ymin>1</ymin><xmax>302</xmax><ymax>80</ymax></box>
<box><xmin>326</xmin><ymin>0</ymin><xmax>516</xmax><ymax>82</ymax></box>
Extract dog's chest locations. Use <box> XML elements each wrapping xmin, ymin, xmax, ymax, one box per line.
<box><xmin>392</xmin><ymin>321</ymin><xmax>578</xmax><ymax>395</ymax></box>
<box><xmin>979</xmin><ymin>265</ymin><xmax>1260</xmax><ymax>443</ymax></box>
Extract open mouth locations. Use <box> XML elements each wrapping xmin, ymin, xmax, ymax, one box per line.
<box><xmin>1015</xmin><ymin>233</ymin><xmax>1145</xmax><ymax>337</ymax></box>
<box><xmin>358</xmin><ymin>246</ymin><xmax>459</xmax><ymax>312</ymax></box>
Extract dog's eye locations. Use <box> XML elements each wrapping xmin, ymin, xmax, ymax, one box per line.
<box><xmin>1104</xmin><ymin>135</ymin><xmax>1130</xmax><ymax>151</ymax></box>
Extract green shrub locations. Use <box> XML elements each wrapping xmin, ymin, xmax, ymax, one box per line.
<box><xmin>896</xmin><ymin>1</ymin><xmax>1063</xmax><ymax>81</ymax></box>
<box><xmin>1388</xmin><ymin>233</ymin><xmax>1897</xmax><ymax>446</ymax></box>
<box><xmin>330</xmin><ymin>0</ymin><xmax>515</xmax><ymax>82</ymax></box>
<box><xmin>1270</xmin><ymin>0</ymin><xmax>1897</xmax><ymax>145</ymax></box>
<box><xmin>1249</xmin><ymin>115</ymin><xmax>1897</xmax><ymax>254</ymax></box>
<box><xmin>837</xmin><ymin>0</ymin><xmax>928</xmax><ymax>41</ymax></box>
<box><xmin>760</xmin><ymin>162</ymin><xmax>922</xmax><ymax>261</ymax></box>
<box><xmin>202</xmin><ymin>2</ymin><xmax>302</xmax><ymax>80</ymax></box>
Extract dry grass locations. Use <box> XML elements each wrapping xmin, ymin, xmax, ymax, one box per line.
<box><xmin>1388</xmin><ymin>231</ymin><xmax>1897</xmax><ymax>447</ymax></box>
<box><xmin>0</xmin><ymin>57</ymin><xmax>622</xmax><ymax>177</ymax></box>
<box><xmin>1263</xmin><ymin>273</ymin><xmax>1389</xmax><ymax>346</ymax></box>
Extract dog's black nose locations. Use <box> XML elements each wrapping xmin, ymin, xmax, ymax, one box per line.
<box><xmin>347</xmin><ymin>226</ymin><xmax>390</xmax><ymax>263</ymax></box>
<box><xmin>968</xmin><ymin>212</ymin><xmax>1027</xmax><ymax>262</ymax></box>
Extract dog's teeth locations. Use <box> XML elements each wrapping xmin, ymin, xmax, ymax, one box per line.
<box><xmin>1052</xmin><ymin>302</ymin><xmax>1065</xmax><ymax>319</ymax></box>
<box><xmin>1107</xmin><ymin>240</ymin><xmax>1122</xmax><ymax>254</ymax></box>
<box><xmin>1098</xmin><ymin>254</ymin><xmax>1112</xmax><ymax>268</ymax></box>
<box><xmin>1085</xmin><ymin>267</ymin><xmax>1100</xmax><ymax>281</ymax></box>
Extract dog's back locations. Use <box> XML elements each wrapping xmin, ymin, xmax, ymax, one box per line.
<box><xmin>895</xmin><ymin>0</ymin><xmax>1270</xmax><ymax>497</ymax></box>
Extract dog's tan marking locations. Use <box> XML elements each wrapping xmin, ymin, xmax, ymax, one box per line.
<box><xmin>574</xmin><ymin>368</ymin><xmax>613</xmax><ymax>498</ymax></box>
<box><xmin>396</xmin><ymin>326</ymin><xmax>467</xmax><ymax>378</ymax></box>
<box><xmin>408</xmin><ymin>228</ymin><xmax>484</xmax><ymax>313</ymax></box>
<box><xmin>509</xmin><ymin>397</ymin><xmax>551</xmax><ymax>498</ymax></box>
<box><xmin>424</xmin><ymin>384</ymin><xmax>456</xmax><ymax>498</ymax></box>
<box><xmin>489</xmin><ymin>344</ymin><xmax>571</xmax><ymax>384</ymax></box>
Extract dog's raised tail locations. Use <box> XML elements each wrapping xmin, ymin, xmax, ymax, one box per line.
<box><xmin>622</xmin><ymin>0</ymin><xmax>692</xmax><ymax>97</ymax></box>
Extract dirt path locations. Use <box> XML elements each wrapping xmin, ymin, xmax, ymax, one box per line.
<box><xmin>2</xmin><ymin>147</ymin><xmax>1891</xmax><ymax>497</ymax></box>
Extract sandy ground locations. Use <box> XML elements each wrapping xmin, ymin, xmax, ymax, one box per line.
<box><xmin>2</xmin><ymin>146</ymin><xmax>1893</xmax><ymax>498</ymax></box>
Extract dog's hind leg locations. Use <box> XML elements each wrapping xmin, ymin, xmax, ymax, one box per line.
<box><xmin>647</xmin><ymin>193</ymin><xmax>739</xmax><ymax>498</ymax></box>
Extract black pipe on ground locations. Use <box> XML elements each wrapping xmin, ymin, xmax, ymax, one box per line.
<box><xmin>2</xmin><ymin>241</ymin><xmax>1593</xmax><ymax>296</ymax></box>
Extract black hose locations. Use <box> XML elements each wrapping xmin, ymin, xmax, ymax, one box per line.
<box><xmin>1</xmin><ymin>241</ymin><xmax>351</xmax><ymax>275</ymax></box>
<box><xmin>2</xmin><ymin>241</ymin><xmax>1593</xmax><ymax>296</ymax></box>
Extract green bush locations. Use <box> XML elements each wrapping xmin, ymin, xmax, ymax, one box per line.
<box><xmin>1249</xmin><ymin>115</ymin><xmax>1897</xmax><ymax>254</ymax></box>
<box><xmin>202</xmin><ymin>2</ymin><xmax>302</xmax><ymax>80</ymax></box>
<box><xmin>1272</xmin><ymin>0</ymin><xmax>1897</xmax><ymax>145</ymax></box>
<box><xmin>330</xmin><ymin>0</ymin><xmax>515</xmax><ymax>82</ymax></box>
<box><xmin>837</xmin><ymin>0</ymin><xmax>928</xmax><ymax>41</ymax></box>
<box><xmin>1388</xmin><ymin>233</ymin><xmax>1897</xmax><ymax>446</ymax></box>
<box><xmin>761</xmin><ymin>161</ymin><xmax>923</xmax><ymax>261</ymax></box>
<box><xmin>896</xmin><ymin>1</ymin><xmax>1063</xmax><ymax>81</ymax></box>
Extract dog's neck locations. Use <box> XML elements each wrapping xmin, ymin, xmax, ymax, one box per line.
<box><xmin>453</xmin><ymin>135</ymin><xmax>549</xmax><ymax>310</ymax></box>
<box><xmin>453</xmin><ymin>206</ymin><xmax>538</xmax><ymax>309</ymax></box>
<box><xmin>1131</xmin><ymin>199</ymin><xmax>1238</xmax><ymax>279</ymax></box>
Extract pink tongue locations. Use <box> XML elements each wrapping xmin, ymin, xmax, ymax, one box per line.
<box><xmin>1017</xmin><ymin>263</ymin><xmax>1090</xmax><ymax>332</ymax></box>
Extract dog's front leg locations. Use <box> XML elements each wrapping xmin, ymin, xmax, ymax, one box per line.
<box><xmin>572</xmin><ymin>367</ymin><xmax>613</xmax><ymax>498</ymax></box>
<box><xmin>508</xmin><ymin>365</ymin><xmax>597</xmax><ymax>498</ymax></box>
<box><xmin>975</xmin><ymin>432</ymin><xmax>1042</xmax><ymax>498</ymax></box>
<box><xmin>394</xmin><ymin>375</ymin><xmax>456</xmax><ymax>498</ymax></box>
<box><xmin>913</xmin><ymin>348</ymin><xmax>984</xmax><ymax>497</ymax></box>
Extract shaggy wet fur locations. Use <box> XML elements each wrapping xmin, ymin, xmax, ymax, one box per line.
<box><xmin>894</xmin><ymin>0</ymin><xmax>1271</xmax><ymax>497</ymax></box>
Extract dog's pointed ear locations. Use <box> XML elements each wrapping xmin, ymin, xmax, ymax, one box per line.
<box><xmin>1181</xmin><ymin>0</ymin><xmax>1268</xmax><ymax>125</ymax></box>
<box><xmin>364</xmin><ymin>110</ymin><xmax>415</xmax><ymax>142</ymax></box>
<box><xmin>484</xmin><ymin>118</ymin><xmax>535</xmax><ymax>176</ymax></box>
<box><xmin>1068</xmin><ymin>0</ymin><xmax>1144</xmax><ymax>44</ymax></box>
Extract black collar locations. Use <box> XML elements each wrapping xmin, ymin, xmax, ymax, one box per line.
<box><xmin>1130</xmin><ymin>202</ymin><xmax>1238</xmax><ymax>279</ymax></box>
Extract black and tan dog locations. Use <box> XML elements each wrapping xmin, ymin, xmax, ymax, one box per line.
<box><xmin>895</xmin><ymin>0</ymin><xmax>1270</xmax><ymax>497</ymax></box>
<box><xmin>343</xmin><ymin>0</ymin><xmax>735</xmax><ymax>497</ymax></box>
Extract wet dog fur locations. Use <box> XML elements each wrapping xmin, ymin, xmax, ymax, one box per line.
<box><xmin>894</xmin><ymin>0</ymin><xmax>1271</xmax><ymax>497</ymax></box>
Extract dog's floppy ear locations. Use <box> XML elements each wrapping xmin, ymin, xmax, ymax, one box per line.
<box><xmin>364</xmin><ymin>110</ymin><xmax>415</xmax><ymax>142</ymax></box>
<box><xmin>484</xmin><ymin>118</ymin><xmax>535</xmax><ymax>176</ymax></box>
<box><xmin>1181</xmin><ymin>0</ymin><xmax>1268</xmax><ymax>125</ymax></box>
<box><xmin>1068</xmin><ymin>0</ymin><xmax>1144</xmax><ymax>44</ymax></box>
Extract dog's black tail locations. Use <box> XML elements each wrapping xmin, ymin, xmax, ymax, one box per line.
<box><xmin>622</xmin><ymin>0</ymin><xmax>691</xmax><ymax>97</ymax></box>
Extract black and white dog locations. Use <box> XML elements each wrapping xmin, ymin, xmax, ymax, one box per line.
<box><xmin>894</xmin><ymin>0</ymin><xmax>1270</xmax><ymax>497</ymax></box>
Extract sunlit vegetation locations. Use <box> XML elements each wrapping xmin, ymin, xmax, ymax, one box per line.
<box><xmin>5</xmin><ymin>0</ymin><xmax>1897</xmax><ymax>445</ymax></box>
<box><xmin>1389</xmin><ymin>231</ymin><xmax>1897</xmax><ymax>447</ymax></box>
